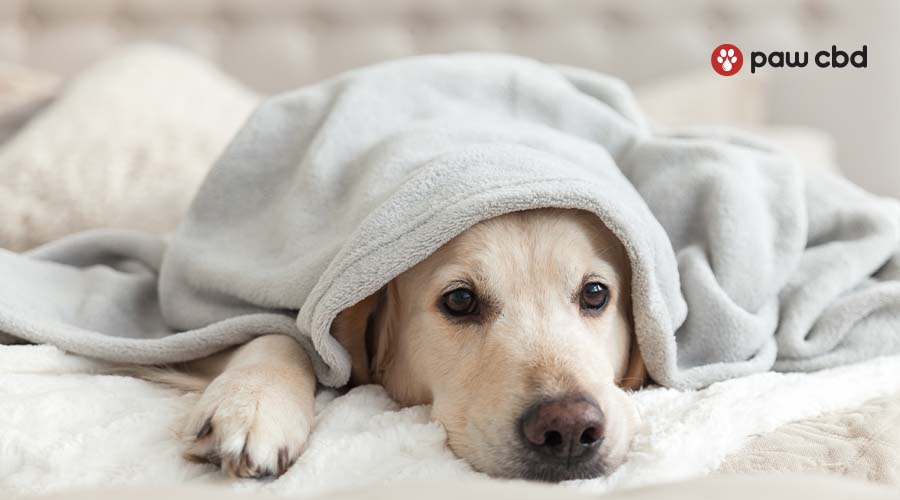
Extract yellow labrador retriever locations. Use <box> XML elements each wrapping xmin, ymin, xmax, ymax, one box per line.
<box><xmin>158</xmin><ymin>208</ymin><xmax>647</xmax><ymax>481</ymax></box>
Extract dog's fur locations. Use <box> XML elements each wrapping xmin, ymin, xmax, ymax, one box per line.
<box><xmin>151</xmin><ymin>209</ymin><xmax>647</xmax><ymax>481</ymax></box>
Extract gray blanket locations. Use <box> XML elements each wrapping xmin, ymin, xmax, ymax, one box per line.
<box><xmin>1</xmin><ymin>54</ymin><xmax>899</xmax><ymax>389</ymax></box>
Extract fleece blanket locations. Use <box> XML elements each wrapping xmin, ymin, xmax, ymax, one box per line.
<box><xmin>1</xmin><ymin>52</ymin><xmax>900</xmax><ymax>389</ymax></box>
<box><xmin>4</xmin><ymin>345</ymin><xmax>900</xmax><ymax>497</ymax></box>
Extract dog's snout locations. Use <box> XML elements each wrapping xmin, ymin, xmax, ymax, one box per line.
<box><xmin>520</xmin><ymin>397</ymin><xmax>604</xmax><ymax>462</ymax></box>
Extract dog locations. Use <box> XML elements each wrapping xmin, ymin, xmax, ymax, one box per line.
<box><xmin>151</xmin><ymin>208</ymin><xmax>647</xmax><ymax>482</ymax></box>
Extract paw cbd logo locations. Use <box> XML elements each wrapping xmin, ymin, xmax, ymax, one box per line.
<box><xmin>711</xmin><ymin>43</ymin><xmax>868</xmax><ymax>76</ymax></box>
<box><xmin>711</xmin><ymin>43</ymin><xmax>743</xmax><ymax>76</ymax></box>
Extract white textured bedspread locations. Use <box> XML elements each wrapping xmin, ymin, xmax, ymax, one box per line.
<box><xmin>2</xmin><ymin>345</ymin><xmax>900</xmax><ymax>497</ymax></box>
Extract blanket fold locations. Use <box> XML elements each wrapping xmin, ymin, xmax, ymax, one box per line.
<box><xmin>1</xmin><ymin>53</ymin><xmax>899</xmax><ymax>389</ymax></box>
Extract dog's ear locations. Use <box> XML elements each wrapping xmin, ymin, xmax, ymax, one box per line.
<box><xmin>330</xmin><ymin>286</ymin><xmax>392</xmax><ymax>386</ymax></box>
<box><xmin>619</xmin><ymin>336</ymin><xmax>648</xmax><ymax>390</ymax></box>
<box><xmin>617</xmin><ymin>256</ymin><xmax>646</xmax><ymax>390</ymax></box>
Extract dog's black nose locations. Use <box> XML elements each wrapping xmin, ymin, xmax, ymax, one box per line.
<box><xmin>520</xmin><ymin>397</ymin><xmax>604</xmax><ymax>462</ymax></box>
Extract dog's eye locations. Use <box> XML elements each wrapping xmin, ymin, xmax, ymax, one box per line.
<box><xmin>441</xmin><ymin>288</ymin><xmax>479</xmax><ymax>317</ymax></box>
<box><xmin>580</xmin><ymin>282</ymin><xmax>610</xmax><ymax>311</ymax></box>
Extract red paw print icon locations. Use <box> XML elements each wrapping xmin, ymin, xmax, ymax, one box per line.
<box><xmin>711</xmin><ymin>44</ymin><xmax>743</xmax><ymax>76</ymax></box>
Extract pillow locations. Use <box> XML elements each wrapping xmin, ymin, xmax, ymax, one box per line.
<box><xmin>634</xmin><ymin>71</ymin><xmax>840</xmax><ymax>176</ymax></box>
<box><xmin>0</xmin><ymin>45</ymin><xmax>258</xmax><ymax>251</ymax></box>
<box><xmin>0</xmin><ymin>62</ymin><xmax>59</xmax><ymax>146</ymax></box>
<box><xmin>634</xmin><ymin>71</ymin><xmax>770</xmax><ymax>129</ymax></box>
<box><xmin>746</xmin><ymin>125</ymin><xmax>840</xmax><ymax>176</ymax></box>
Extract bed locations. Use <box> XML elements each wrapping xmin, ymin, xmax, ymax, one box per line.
<box><xmin>1</xmin><ymin>45</ymin><xmax>898</xmax><ymax>498</ymax></box>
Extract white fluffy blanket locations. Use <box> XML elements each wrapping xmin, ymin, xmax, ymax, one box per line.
<box><xmin>2</xmin><ymin>46</ymin><xmax>900</xmax><ymax>497</ymax></box>
<box><xmin>3</xmin><ymin>345</ymin><xmax>900</xmax><ymax>497</ymax></box>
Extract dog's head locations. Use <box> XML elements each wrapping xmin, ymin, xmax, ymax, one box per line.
<box><xmin>333</xmin><ymin>208</ymin><xmax>646</xmax><ymax>481</ymax></box>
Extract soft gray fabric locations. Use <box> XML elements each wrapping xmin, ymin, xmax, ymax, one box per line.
<box><xmin>1</xmin><ymin>54</ymin><xmax>899</xmax><ymax>389</ymax></box>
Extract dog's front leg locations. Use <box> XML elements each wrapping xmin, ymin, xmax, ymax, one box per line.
<box><xmin>183</xmin><ymin>334</ymin><xmax>316</xmax><ymax>478</ymax></box>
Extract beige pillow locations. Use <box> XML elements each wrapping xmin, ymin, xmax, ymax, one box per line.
<box><xmin>748</xmin><ymin>125</ymin><xmax>840</xmax><ymax>176</ymax></box>
<box><xmin>634</xmin><ymin>71</ymin><xmax>770</xmax><ymax>129</ymax></box>
<box><xmin>0</xmin><ymin>62</ymin><xmax>59</xmax><ymax>145</ymax></box>
<box><xmin>0</xmin><ymin>45</ymin><xmax>258</xmax><ymax>251</ymax></box>
<box><xmin>635</xmin><ymin>71</ymin><xmax>840</xmax><ymax>176</ymax></box>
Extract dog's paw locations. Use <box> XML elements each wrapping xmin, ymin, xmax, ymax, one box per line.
<box><xmin>183</xmin><ymin>366</ymin><xmax>313</xmax><ymax>478</ymax></box>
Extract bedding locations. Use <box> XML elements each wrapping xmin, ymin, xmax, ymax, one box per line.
<box><xmin>719</xmin><ymin>390</ymin><xmax>900</xmax><ymax>484</ymax></box>
<box><xmin>633</xmin><ymin>71</ymin><xmax>841</xmax><ymax>176</ymax></box>
<box><xmin>15</xmin><ymin>475</ymin><xmax>900</xmax><ymax>500</ymax></box>
<box><xmin>0</xmin><ymin>47</ymin><xmax>256</xmax><ymax>252</ymax></box>
<box><xmin>2</xmin><ymin>48</ymin><xmax>899</xmax><ymax>390</ymax></box>
<box><xmin>0</xmin><ymin>47</ymin><xmax>839</xmax><ymax>252</ymax></box>
<box><xmin>3</xmin><ymin>345</ymin><xmax>900</xmax><ymax>497</ymax></box>
<box><xmin>0</xmin><ymin>62</ymin><xmax>58</xmax><ymax>147</ymax></box>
